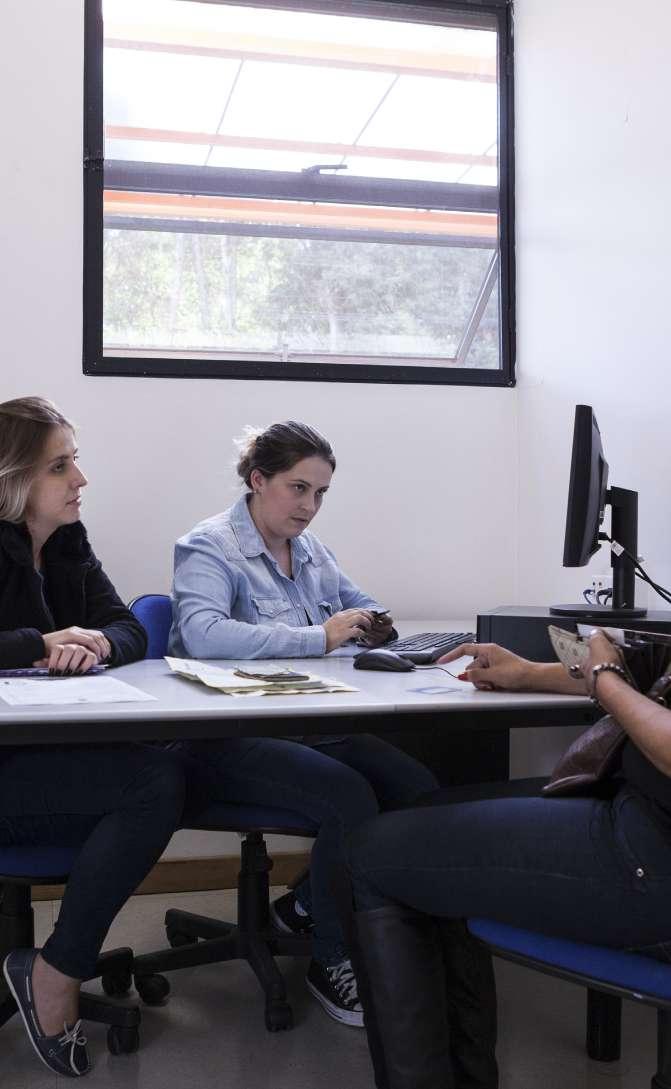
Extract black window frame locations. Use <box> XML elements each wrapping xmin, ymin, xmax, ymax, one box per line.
<box><xmin>83</xmin><ymin>0</ymin><xmax>515</xmax><ymax>387</ymax></box>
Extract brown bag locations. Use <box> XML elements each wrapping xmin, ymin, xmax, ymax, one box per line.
<box><xmin>543</xmin><ymin>672</ymin><xmax>671</xmax><ymax>797</ymax></box>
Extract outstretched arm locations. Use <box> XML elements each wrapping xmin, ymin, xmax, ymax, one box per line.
<box><xmin>439</xmin><ymin>641</ymin><xmax>587</xmax><ymax>695</ymax></box>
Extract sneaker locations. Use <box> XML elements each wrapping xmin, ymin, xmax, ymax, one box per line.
<box><xmin>3</xmin><ymin>949</ymin><xmax>91</xmax><ymax>1077</ymax></box>
<box><xmin>305</xmin><ymin>957</ymin><xmax>364</xmax><ymax>1027</ymax></box>
<box><xmin>270</xmin><ymin>891</ymin><xmax>315</xmax><ymax>936</ymax></box>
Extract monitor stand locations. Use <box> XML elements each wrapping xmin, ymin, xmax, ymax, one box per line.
<box><xmin>549</xmin><ymin>603</ymin><xmax>647</xmax><ymax>619</ymax></box>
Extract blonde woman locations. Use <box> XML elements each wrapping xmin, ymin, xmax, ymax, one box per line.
<box><xmin>0</xmin><ymin>398</ymin><xmax>185</xmax><ymax>1078</ymax></box>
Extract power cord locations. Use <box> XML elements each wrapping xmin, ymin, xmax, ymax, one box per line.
<box><xmin>601</xmin><ymin>534</ymin><xmax>671</xmax><ymax>607</ymax></box>
<box><xmin>582</xmin><ymin>586</ymin><xmax>614</xmax><ymax>606</ymax></box>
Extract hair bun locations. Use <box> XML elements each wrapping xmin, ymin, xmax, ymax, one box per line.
<box><xmin>233</xmin><ymin>421</ymin><xmax>335</xmax><ymax>489</ymax></box>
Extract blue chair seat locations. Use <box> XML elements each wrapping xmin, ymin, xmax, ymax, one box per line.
<box><xmin>185</xmin><ymin>802</ymin><xmax>318</xmax><ymax>837</ymax></box>
<box><xmin>0</xmin><ymin>845</ymin><xmax>81</xmax><ymax>880</ymax></box>
<box><xmin>468</xmin><ymin>918</ymin><xmax>671</xmax><ymax>1005</ymax></box>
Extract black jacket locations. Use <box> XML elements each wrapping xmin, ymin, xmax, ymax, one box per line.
<box><xmin>0</xmin><ymin>520</ymin><xmax>147</xmax><ymax>668</ymax></box>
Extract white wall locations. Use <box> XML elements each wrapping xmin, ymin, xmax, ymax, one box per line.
<box><xmin>2</xmin><ymin>0</ymin><xmax>671</xmax><ymax>847</ymax></box>
<box><xmin>508</xmin><ymin>0</ymin><xmax>671</xmax><ymax>777</ymax></box>
<box><xmin>514</xmin><ymin>0</ymin><xmax>671</xmax><ymax>607</ymax></box>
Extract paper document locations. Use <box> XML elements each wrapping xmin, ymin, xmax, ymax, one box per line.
<box><xmin>164</xmin><ymin>657</ymin><xmax>357</xmax><ymax>697</ymax></box>
<box><xmin>0</xmin><ymin>676</ymin><xmax>157</xmax><ymax>707</ymax></box>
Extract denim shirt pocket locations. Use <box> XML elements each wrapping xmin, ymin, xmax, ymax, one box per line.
<box><xmin>251</xmin><ymin>596</ymin><xmax>293</xmax><ymax>622</ymax></box>
<box><xmin>318</xmin><ymin>599</ymin><xmax>335</xmax><ymax>619</ymax></box>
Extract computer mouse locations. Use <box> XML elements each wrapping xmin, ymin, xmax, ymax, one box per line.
<box><xmin>353</xmin><ymin>649</ymin><xmax>416</xmax><ymax>672</ymax></box>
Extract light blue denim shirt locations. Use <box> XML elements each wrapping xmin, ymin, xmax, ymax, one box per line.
<box><xmin>169</xmin><ymin>494</ymin><xmax>382</xmax><ymax>659</ymax></box>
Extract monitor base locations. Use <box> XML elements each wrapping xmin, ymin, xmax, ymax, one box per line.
<box><xmin>549</xmin><ymin>603</ymin><xmax>647</xmax><ymax>619</ymax></box>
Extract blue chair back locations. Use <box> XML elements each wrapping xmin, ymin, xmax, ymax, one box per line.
<box><xmin>130</xmin><ymin>594</ymin><xmax>172</xmax><ymax>659</ymax></box>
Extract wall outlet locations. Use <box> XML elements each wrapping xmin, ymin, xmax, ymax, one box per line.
<box><xmin>590</xmin><ymin>575</ymin><xmax>613</xmax><ymax>594</ymax></box>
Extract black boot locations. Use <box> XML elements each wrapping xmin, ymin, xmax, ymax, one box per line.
<box><xmin>353</xmin><ymin>905</ymin><xmax>455</xmax><ymax>1089</ymax></box>
<box><xmin>437</xmin><ymin>921</ymin><xmax>498</xmax><ymax>1089</ymax></box>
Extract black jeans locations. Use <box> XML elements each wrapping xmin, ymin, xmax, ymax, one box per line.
<box><xmin>178</xmin><ymin>732</ymin><xmax>438</xmax><ymax>965</ymax></box>
<box><xmin>0</xmin><ymin>744</ymin><xmax>186</xmax><ymax>979</ymax></box>
<box><xmin>349</xmin><ymin>783</ymin><xmax>671</xmax><ymax>957</ymax></box>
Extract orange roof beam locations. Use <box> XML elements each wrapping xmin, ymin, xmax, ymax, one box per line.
<box><xmin>106</xmin><ymin>125</ymin><xmax>497</xmax><ymax>169</ymax></box>
<box><xmin>104</xmin><ymin>190</ymin><xmax>498</xmax><ymax>240</ymax></box>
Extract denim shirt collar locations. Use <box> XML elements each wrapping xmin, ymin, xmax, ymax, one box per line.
<box><xmin>230</xmin><ymin>494</ymin><xmax>314</xmax><ymax>571</ymax></box>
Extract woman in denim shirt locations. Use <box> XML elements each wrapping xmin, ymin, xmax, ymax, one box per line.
<box><xmin>170</xmin><ymin>421</ymin><xmax>438</xmax><ymax>1027</ymax></box>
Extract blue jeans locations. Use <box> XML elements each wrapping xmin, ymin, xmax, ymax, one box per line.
<box><xmin>179</xmin><ymin>733</ymin><xmax>438</xmax><ymax>965</ymax></box>
<box><xmin>348</xmin><ymin>783</ymin><xmax>671</xmax><ymax>957</ymax></box>
<box><xmin>0</xmin><ymin>744</ymin><xmax>186</xmax><ymax>979</ymax></box>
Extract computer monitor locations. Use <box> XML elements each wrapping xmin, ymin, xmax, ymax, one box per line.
<box><xmin>550</xmin><ymin>404</ymin><xmax>646</xmax><ymax>619</ymax></box>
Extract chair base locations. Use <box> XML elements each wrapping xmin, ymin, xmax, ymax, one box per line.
<box><xmin>132</xmin><ymin>831</ymin><xmax>311</xmax><ymax>1032</ymax></box>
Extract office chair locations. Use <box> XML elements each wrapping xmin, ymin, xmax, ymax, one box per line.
<box><xmin>127</xmin><ymin>595</ymin><xmax>317</xmax><ymax>1031</ymax></box>
<box><xmin>0</xmin><ymin>846</ymin><xmax>140</xmax><ymax>1054</ymax></box>
<box><xmin>468</xmin><ymin>917</ymin><xmax>671</xmax><ymax>1088</ymax></box>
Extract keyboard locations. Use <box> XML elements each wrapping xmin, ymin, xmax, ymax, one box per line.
<box><xmin>0</xmin><ymin>665</ymin><xmax>107</xmax><ymax>678</ymax></box>
<box><xmin>385</xmin><ymin>632</ymin><xmax>475</xmax><ymax>664</ymax></box>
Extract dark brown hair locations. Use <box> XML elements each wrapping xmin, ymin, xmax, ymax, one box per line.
<box><xmin>236</xmin><ymin>421</ymin><xmax>336</xmax><ymax>488</ymax></box>
<box><xmin>0</xmin><ymin>397</ymin><xmax>75</xmax><ymax>522</ymax></box>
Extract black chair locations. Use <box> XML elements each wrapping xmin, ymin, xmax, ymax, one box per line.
<box><xmin>0</xmin><ymin>846</ymin><xmax>140</xmax><ymax>1055</ymax></box>
<box><xmin>129</xmin><ymin>594</ymin><xmax>317</xmax><ymax>1032</ymax></box>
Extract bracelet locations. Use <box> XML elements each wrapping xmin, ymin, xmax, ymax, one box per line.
<box><xmin>590</xmin><ymin>662</ymin><xmax>631</xmax><ymax>706</ymax></box>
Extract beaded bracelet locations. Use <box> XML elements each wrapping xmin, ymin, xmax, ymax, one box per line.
<box><xmin>590</xmin><ymin>662</ymin><xmax>631</xmax><ymax>706</ymax></box>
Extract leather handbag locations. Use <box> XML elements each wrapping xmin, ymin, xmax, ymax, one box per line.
<box><xmin>543</xmin><ymin>668</ymin><xmax>671</xmax><ymax>798</ymax></box>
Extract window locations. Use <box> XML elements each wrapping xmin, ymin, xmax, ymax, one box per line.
<box><xmin>84</xmin><ymin>0</ymin><xmax>514</xmax><ymax>385</ymax></box>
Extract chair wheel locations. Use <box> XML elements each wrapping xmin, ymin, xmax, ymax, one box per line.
<box><xmin>135</xmin><ymin>973</ymin><xmax>170</xmax><ymax>1005</ymax></box>
<box><xmin>265</xmin><ymin>1002</ymin><xmax>293</xmax><ymax>1032</ymax></box>
<box><xmin>167</xmin><ymin>926</ymin><xmax>194</xmax><ymax>948</ymax></box>
<box><xmin>101</xmin><ymin>970</ymin><xmax>132</xmax><ymax>998</ymax></box>
<box><xmin>107</xmin><ymin>1025</ymin><xmax>139</xmax><ymax>1055</ymax></box>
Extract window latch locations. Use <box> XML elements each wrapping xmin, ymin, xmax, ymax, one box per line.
<box><xmin>301</xmin><ymin>164</ymin><xmax>348</xmax><ymax>176</ymax></box>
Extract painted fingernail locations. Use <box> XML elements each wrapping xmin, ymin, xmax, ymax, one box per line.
<box><xmin>48</xmin><ymin>669</ymin><xmax>54</xmax><ymax>676</ymax></box>
<box><xmin>65</xmin><ymin>669</ymin><xmax>73</xmax><ymax>676</ymax></box>
<box><xmin>457</xmin><ymin>672</ymin><xmax>470</xmax><ymax>681</ymax></box>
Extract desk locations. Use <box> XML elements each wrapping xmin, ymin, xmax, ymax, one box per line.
<box><xmin>0</xmin><ymin>618</ymin><xmax>595</xmax><ymax>786</ymax></box>
<box><xmin>0</xmin><ymin>655</ymin><xmax>594</xmax><ymax>747</ymax></box>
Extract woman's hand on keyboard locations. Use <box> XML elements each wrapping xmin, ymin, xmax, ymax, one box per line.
<box><xmin>33</xmin><ymin>643</ymin><xmax>100</xmax><ymax>675</ymax></box>
<box><xmin>42</xmin><ymin>627</ymin><xmax>111</xmax><ymax>661</ymax></box>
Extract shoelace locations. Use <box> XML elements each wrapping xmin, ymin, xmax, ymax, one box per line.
<box><xmin>328</xmin><ymin>959</ymin><xmax>359</xmax><ymax>1007</ymax></box>
<box><xmin>51</xmin><ymin>1020</ymin><xmax>88</xmax><ymax>1073</ymax></box>
<box><xmin>58</xmin><ymin>1020</ymin><xmax>87</xmax><ymax>1050</ymax></box>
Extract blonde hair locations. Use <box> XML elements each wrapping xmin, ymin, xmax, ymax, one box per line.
<box><xmin>0</xmin><ymin>397</ymin><xmax>75</xmax><ymax>522</ymax></box>
<box><xmin>235</xmin><ymin>421</ymin><xmax>336</xmax><ymax>489</ymax></box>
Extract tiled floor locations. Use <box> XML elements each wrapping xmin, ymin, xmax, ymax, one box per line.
<box><xmin>0</xmin><ymin>888</ymin><xmax>658</xmax><ymax>1088</ymax></box>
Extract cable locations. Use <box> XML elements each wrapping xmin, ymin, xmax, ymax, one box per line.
<box><xmin>603</xmin><ymin>535</ymin><xmax>671</xmax><ymax>606</ymax></box>
<box><xmin>635</xmin><ymin>570</ymin><xmax>671</xmax><ymax>606</ymax></box>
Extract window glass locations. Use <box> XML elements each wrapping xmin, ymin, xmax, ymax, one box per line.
<box><xmin>88</xmin><ymin>0</ymin><xmax>514</xmax><ymax>384</ymax></box>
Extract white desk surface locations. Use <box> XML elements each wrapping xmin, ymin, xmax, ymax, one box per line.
<box><xmin>0</xmin><ymin>620</ymin><xmax>591</xmax><ymax>732</ymax></box>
